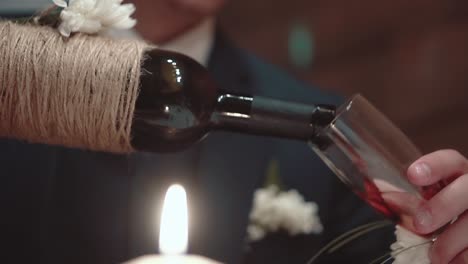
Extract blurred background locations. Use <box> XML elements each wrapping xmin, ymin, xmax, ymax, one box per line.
<box><xmin>219</xmin><ymin>0</ymin><xmax>468</xmax><ymax>155</ymax></box>
<box><xmin>2</xmin><ymin>0</ymin><xmax>468</xmax><ymax>155</ymax></box>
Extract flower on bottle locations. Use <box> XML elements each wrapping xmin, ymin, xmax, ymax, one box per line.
<box><xmin>52</xmin><ymin>0</ymin><xmax>137</xmax><ymax>37</ymax></box>
<box><xmin>390</xmin><ymin>225</ymin><xmax>431</xmax><ymax>264</ymax></box>
<box><xmin>247</xmin><ymin>185</ymin><xmax>323</xmax><ymax>242</ymax></box>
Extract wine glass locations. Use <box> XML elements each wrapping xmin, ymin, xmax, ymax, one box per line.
<box><xmin>310</xmin><ymin>94</ymin><xmax>446</xmax><ymax>234</ymax></box>
<box><xmin>307</xmin><ymin>94</ymin><xmax>445</xmax><ymax>263</ymax></box>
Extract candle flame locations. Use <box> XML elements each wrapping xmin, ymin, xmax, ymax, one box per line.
<box><xmin>159</xmin><ymin>184</ymin><xmax>188</xmax><ymax>255</ymax></box>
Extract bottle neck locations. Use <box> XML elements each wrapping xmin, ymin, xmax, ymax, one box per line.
<box><xmin>210</xmin><ymin>93</ymin><xmax>336</xmax><ymax>141</ymax></box>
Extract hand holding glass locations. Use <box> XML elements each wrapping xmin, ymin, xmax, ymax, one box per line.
<box><xmin>311</xmin><ymin>94</ymin><xmax>447</xmax><ymax>234</ymax></box>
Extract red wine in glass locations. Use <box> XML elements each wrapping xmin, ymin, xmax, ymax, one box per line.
<box><xmin>310</xmin><ymin>94</ymin><xmax>450</xmax><ymax>235</ymax></box>
<box><xmin>356</xmin><ymin>176</ymin><xmax>447</xmax><ymax>233</ymax></box>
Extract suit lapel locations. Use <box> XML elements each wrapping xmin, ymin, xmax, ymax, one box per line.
<box><xmin>0</xmin><ymin>140</ymin><xmax>59</xmax><ymax>263</ymax></box>
<box><xmin>192</xmin><ymin>132</ymin><xmax>275</xmax><ymax>263</ymax></box>
<box><xmin>207</xmin><ymin>30</ymin><xmax>253</xmax><ymax>95</ymax></box>
<box><xmin>189</xmin><ymin>32</ymin><xmax>276</xmax><ymax>263</ymax></box>
<box><xmin>49</xmin><ymin>148</ymin><xmax>131</xmax><ymax>263</ymax></box>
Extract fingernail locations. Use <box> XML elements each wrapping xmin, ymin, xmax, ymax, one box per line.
<box><xmin>450</xmin><ymin>250</ymin><xmax>468</xmax><ymax>264</ymax></box>
<box><xmin>414</xmin><ymin>207</ymin><xmax>432</xmax><ymax>229</ymax></box>
<box><xmin>414</xmin><ymin>162</ymin><xmax>431</xmax><ymax>180</ymax></box>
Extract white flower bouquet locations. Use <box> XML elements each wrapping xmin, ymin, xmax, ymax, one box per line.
<box><xmin>52</xmin><ymin>0</ymin><xmax>136</xmax><ymax>37</ymax></box>
<box><xmin>247</xmin><ymin>185</ymin><xmax>323</xmax><ymax>242</ymax></box>
<box><xmin>15</xmin><ymin>0</ymin><xmax>137</xmax><ymax>37</ymax></box>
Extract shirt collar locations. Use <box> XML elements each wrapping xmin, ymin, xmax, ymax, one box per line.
<box><xmin>107</xmin><ymin>18</ymin><xmax>216</xmax><ymax>67</ymax></box>
<box><xmin>159</xmin><ymin>18</ymin><xmax>215</xmax><ymax>67</ymax></box>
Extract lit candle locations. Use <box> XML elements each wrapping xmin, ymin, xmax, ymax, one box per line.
<box><xmin>124</xmin><ymin>184</ymin><xmax>221</xmax><ymax>264</ymax></box>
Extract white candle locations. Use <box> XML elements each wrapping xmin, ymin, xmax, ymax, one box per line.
<box><xmin>124</xmin><ymin>184</ymin><xmax>220</xmax><ymax>264</ymax></box>
<box><xmin>123</xmin><ymin>255</ymin><xmax>220</xmax><ymax>264</ymax></box>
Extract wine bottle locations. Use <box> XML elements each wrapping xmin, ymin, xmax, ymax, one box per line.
<box><xmin>131</xmin><ymin>49</ymin><xmax>336</xmax><ymax>152</ymax></box>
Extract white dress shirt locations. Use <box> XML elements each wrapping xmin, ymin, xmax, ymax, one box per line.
<box><xmin>108</xmin><ymin>18</ymin><xmax>216</xmax><ymax>67</ymax></box>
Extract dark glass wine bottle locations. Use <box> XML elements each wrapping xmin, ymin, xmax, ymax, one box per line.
<box><xmin>131</xmin><ymin>49</ymin><xmax>336</xmax><ymax>152</ymax></box>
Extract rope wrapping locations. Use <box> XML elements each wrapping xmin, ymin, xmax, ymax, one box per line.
<box><xmin>0</xmin><ymin>22</ymin><xmax>148</xmax><ymax>153</ymax></box>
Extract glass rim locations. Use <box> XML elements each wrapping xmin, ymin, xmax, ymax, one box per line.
<box><xmin>322</xmin><ymin>93</ymin><xmax>364</xmax><ymax>130</ymax></box>
<box><xmin>325</xmin><ymin>93</ymin><xmax>388</xmax><ymax>128</ymax></box>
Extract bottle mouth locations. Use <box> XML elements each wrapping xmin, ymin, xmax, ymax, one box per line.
<box><xmin>310</xmin><ymin>94</ymin><xmax>359</xmax><ymax>150</ymax></box>
<box><xmin>326</xmin><ymin>94</ymin><xmax>362</xmax><ymax>128</ymax></box>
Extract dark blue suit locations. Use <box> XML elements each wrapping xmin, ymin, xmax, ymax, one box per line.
<box><xmin>0</xmin><ymin>32</ymin><xmax>393</xmax><ymax>264</ymax></box>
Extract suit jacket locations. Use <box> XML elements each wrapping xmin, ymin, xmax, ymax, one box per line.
<box><xmin>0</xmin><ymin>32</ymin><xmax>393</xmax><ymax>264</ymax></box>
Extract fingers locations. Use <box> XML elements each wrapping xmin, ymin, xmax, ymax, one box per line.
<box><xmin>381</xmin><ymin>191</ymin><xmax>425</xmax><ymax>233</ymax></box>
<box><xmin>402</xmin><ymin>150</ymin><xmax>468</xmax><ymax>263</ymax></box>
<box><xmin>430</xmin><ymin>212</ymin><xmax>468</xmax><ymax>264</ymax></box>
<box><xmin>383</xmin><ymin>173</ymin><xmax>468</xmax><ymax>234</ymax></box>
<box><xmin>408</xmin><ymin>149</ymin><xmax>468</xmax><ymax>186</ymax></box>
<box><xmin>413</xmin><ymin>173</ymin><xmax>468</xmax><ymax>234</ymax></box>
<box><xmin>451</xmin><ymin>250</ymin><xmax>468</xmax><ymax>264</ymax></box>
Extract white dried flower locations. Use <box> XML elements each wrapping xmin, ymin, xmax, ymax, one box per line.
<box><xmin>391</xmin><ymin>225</ymin><xmax>431</xmax><ymax>264</ymax></box>
<box><xmin>247</xmin><ymin>185</ymin><xmax>323</xmax><ymax>242</ymax></box>
<box><xmin>247</xmin><ymin>225</ymin><xmax>266</xmax><ymax>242</ymax></box>
<box><xmin>53</xmin><ymin>0</ymin><xmax>137</xmax><ymax>37</ymax></box>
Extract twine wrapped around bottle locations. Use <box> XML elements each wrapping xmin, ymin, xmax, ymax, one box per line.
<box><xmin>0</xmin><ymin>21</ymin><xmax>149</xmax><ymax>153</ymax></box>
